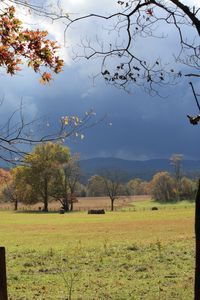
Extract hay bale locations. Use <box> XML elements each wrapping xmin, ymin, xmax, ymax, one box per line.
<box><xmin>151</xmin><ymin>207</ymin><xmax>158</xmax><ymax>211</ymax></box>
<box><xmin>88</xmin><ymin>209</ymin><xmax>105</xmax><ymax>214</ymax></box>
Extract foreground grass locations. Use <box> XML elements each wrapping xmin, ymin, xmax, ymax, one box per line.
<box><xmin>0</xmin><ymin>204</ymin><xmax>195</xmax><ymax>299</ymax></box>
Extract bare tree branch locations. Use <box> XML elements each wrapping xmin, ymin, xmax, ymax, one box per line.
<box><xmin>56</xmin><ymin>0</ymin><xmax>200</xmax><ymax>94</ymax></box>
<box><xmin>0</xmin><ymin>101</ymin><xmax>104</xmax><ymax>165</ymax></box>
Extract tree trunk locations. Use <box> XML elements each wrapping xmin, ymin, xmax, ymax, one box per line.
<box><xmin>63</xmin><ymin>176</ymin><xmax>69</xmax><ymax>212</ymax></box>
<box><xmin>63</xmin><ymin>198</ymin><xmax>69</xmax><ymax>212</ymax></box>
<box><xmin>70</xmin><ymin>201</ymin><xmax>73</xmax><ymax>211</ymax></box>
<box><xmin>195</xmin><ymin>179</ymin><xmax>200</xmax><ymax>300</ymax></box>
<box><xmin>111</xmin><ymin>198</ymin><xmax>114</xmax><ymax>211</ymax></box>
<box><xmin>14</xmin><ymin>199</ymin><xmax>18</xmax><ymax>211</ymax></box>
<box><xmin>43</xmin><ymin>178</ymin><xmax>48</xmax><ymax>212</ymax></box>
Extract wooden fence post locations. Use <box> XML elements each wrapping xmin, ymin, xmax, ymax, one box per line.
<box><xmin>0</xmin><ymin>247</ymin><xmax>8</xmax><ymax>300</ymax></box>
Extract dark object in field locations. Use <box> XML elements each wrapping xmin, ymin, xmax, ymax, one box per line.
<box><xmin>38</xmin><ymin>207</ymin><xmax>42</xmax><ymax>211</ymax></box>
<box><xmin>88</xmin><ymin>209</ymin><xmax>105</xmax><ymax>214</ymax></box>
<box><xmin>59</xmin><ymin>209</ymin><xmax>65</xmax><ymax>214</ymax></box>
<box><xmin>151</xmin><ymin>207</ymin><xmax>158</xmax><ymax>211</ymax></box>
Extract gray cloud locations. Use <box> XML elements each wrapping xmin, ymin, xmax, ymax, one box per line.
<box><xmin>0</xmin><ymin>1</ymin><xmax>199</xmax><ymax>162</ymax></box>
<box><xmin>0</xmin><ymin>49</ymin><xmax>198</xmax><ymax>161</ymax></box>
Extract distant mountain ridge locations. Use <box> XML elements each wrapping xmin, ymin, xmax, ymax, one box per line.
<box><xmin>79</xmin><ymin>157</ymin><xmax>200</xmax><ymax>182</ymax></box>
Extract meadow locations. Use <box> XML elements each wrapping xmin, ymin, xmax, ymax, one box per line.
<box><xmin>0</xmin><ymin>197</ymin><xmax>195</xmax><ymax>300</ymax></box>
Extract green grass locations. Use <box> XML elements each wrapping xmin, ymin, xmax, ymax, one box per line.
<box><xmin>126</xmin><ymin>198</ymin><xmax>194</xmax><ymax>211</ymax></box>
<box><xmin>0</xmin><ymin>200</ymin><xmax>195</xmax><ymax>299</ymax></box>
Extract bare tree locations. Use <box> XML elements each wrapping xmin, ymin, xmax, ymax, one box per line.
<box><xmin>101</xmin><ymin>169</ymin><xmax>123</xmax><ymax>211</ymax></box>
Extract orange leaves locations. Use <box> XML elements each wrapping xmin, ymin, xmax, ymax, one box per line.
<box><xmin>0</xmin><ymin>6</ymin><xmax>64</xmax><ymax>82</ymax></box>
<box><xmin>39</xmin><ymin>72</ymin><xmax>52</xmax><ymax>84</ymax></box>
<box><xmin>54</xmin><ymin>57</ymin><xmax>64</xmax><ymax>74</ymax></box>
<box><xmin>0</xmin><ymin>169</ymin><xmax>11</xmax><ymax>187</ymax></box>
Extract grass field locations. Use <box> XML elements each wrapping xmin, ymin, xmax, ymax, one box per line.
<box><xmin>0</xmin><ymin>198</ymin><xmax>195</xmax><ymax>299</ymax></box>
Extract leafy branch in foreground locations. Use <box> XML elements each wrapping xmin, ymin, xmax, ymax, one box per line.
<box><xmin>0</xmin><ymin>5</ymin><xmax>64</xmax><ymax>83</ymax></box>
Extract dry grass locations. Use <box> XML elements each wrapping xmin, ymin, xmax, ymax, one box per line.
<box><xmin>0</xmin><ymin>195</ymin><xmax>151</xmax><ymax>211</ymax></box>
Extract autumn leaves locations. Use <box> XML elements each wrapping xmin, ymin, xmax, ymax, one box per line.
<box><xmin>0</xmin><ymin>6</ymin><xmax>64</xmax><ymax>83</ymax></box>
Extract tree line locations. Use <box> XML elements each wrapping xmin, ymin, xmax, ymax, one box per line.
<box><xmin>87</xmin><ymin>171</ymin><xmax>197</xmax><ymax>202</ymax></box>
<box><xmin>0</xmin><ymin>144</ymin><xmax>197</xmax><ymax>212</ymax></box>
<box><xmin>0</xmin><ymin>143</ymin><xmax>83</xmax><ymax>212</ymax></box>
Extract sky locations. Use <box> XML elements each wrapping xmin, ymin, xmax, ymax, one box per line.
<box><xmin>1</xmin><ymin>0</ymin><xmax>200</xmax><ymax>161</ymax></box>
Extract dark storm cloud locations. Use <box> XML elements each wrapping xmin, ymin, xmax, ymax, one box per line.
<box><xmin>0</xmin><ymin>9</ymin><xmax>199</xmax><ymax>162</ymax></box>
<box><xmin>64</xmin><ymin>79</ymin><xmax>199</xmax><ymax>160</ymax></box>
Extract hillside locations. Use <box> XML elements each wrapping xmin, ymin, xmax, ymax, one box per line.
<box><xmin>80</xmin><ymin>157</ymin><xmax>200</xmax><ymax>182</ymax></box>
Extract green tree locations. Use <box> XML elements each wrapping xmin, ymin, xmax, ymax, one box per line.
<box><xmin>180</xmin><ymin>176</ymin><xmax>196</xmax><ymax>200</ymax></box>
<box><xmin>150</xmin><ymin>171</ymin><xmax>176</xmax><ymax>202</ymax></box>
<box><xmin>51</xmin><ymin>154</ymin><xmax>80</xmax><ymax>212</ymax></box>
<box><xmin>75</xmin><ymin>183</ymin><xmax>87</xmax><ymax>197</ymax></box>
<box><xmin>0</xmin><ymin>169</ymin><xmax>11</xmax><ymax>188</ymax></box>
<box><xmin>2</xmin><ymin>166</ymin><xmax>37</xmax><ymax>210</ymax></box>
<box><xmin>13</xmin><ymin>142</ymin><xmax>70</xmax><ymax>212</ymax></box>
<box><xmin>87</xmin><ymin>175</ymin><xmax>106</xmax><ymax>197</ymax></box>
<box><xmin>127</xmin><ymin>178</ymin><xmax>148</xmax><ymax>195</ymax></box>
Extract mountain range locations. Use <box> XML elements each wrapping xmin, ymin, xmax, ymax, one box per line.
<box><xmin>79</xmin><ymin>157</ymin><xmax>200</xmax><ymax>182</ymax></box>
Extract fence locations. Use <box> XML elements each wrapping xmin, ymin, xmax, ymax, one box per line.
<box><xmin>0</xmin><ymin>206</ymin><xmax>112</xmax><ymax>212</ymax></box>
<box><xmin>0</xmin><ymin>204</ymin><xmax>194</xmax><ymax>213</ymax></box>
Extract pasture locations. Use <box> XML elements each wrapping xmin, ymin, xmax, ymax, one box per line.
<box><xmin>0</xmin><ymin>198</ymin><xmax>195</xmax><ymax>299</ymax></box>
